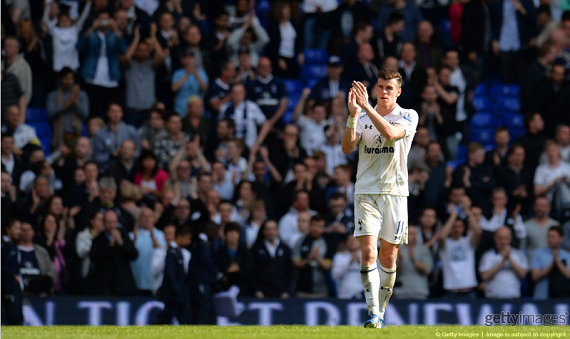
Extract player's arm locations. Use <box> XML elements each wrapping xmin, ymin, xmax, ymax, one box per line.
<box><xmin>352</xmin><ymin>81</ymin><xmax>406</xmax><ymax>140</ymax></box>
<box><xmin>341</xmin><ymin>89</ymin><xmax>361</xmax><ymax>154</ymax></box>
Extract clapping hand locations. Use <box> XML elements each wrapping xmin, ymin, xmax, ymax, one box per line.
<box><xmin>351</xmin><ymin>81</ymin><xmax>369</xmax><ymax>108</ymax></box>
<box><xmin>347</xmin><ymin>88</ymin><xmax>362</xmax><ymax>118</ymax></box>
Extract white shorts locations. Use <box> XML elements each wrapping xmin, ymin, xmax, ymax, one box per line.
<box><xmin>353</xmin><ymin>194</ymin><xmax>408</xmax><ymax>245</ymax></box>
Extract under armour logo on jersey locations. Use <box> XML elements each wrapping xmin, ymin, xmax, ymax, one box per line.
<box><xmin>358</xmin><ymin>219</ymin><xmax>363</xmax><ymax>230</ymax></box>
<box><xmin>364</xmin><ymin>125</ymin><xmax>373</xmax><ymax>129</ymax></box>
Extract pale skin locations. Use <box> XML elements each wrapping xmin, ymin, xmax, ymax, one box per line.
<box><xmin>341</xmin><ymin>79</ymin><xmax>407</xmax><ymax>269</ymax></box>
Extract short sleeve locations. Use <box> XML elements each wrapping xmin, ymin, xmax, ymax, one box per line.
<box><xmin>251</xmin><ymin>102</ymin><xmax>266</xmax><ymax>125</ymax></box>
<box><xmin>478</xmin><ymin>251</ymin><xmax>496</xmax><ymax>272</ymax></box>
<box><xmin>171</xmin><ymin>69</ymin><xmax>184</xmax><ymax>84</ymax></box>
<box><xmin>355</xmin><ymin>114</ymin><xmax>364</xmax><ymax>138</ymax></box>
<box><xmin>513</xmin><ymin>250</ymin><xmax>528</xmax><ymax>270</ymax></box>
<box><xmin>395</xmin><ymin>110</ymin><xmax>419</xmax><ymax>137</ymax></box>
<box><xmin>533</xmin><ymin>166</ymin><xmax>546</xmax><ymax>187</ymax></box>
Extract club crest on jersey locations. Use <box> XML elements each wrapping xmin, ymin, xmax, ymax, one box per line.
<box><xmin>402</xmin><ymin>112</ymin><xmax>412</xmax><ymax>123</ymax></box>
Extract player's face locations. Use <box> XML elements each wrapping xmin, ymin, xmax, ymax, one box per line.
<box><xmin>376</xmin><ymin>78</ymin><xmax>401</xmax><ymax>108</ymax></box>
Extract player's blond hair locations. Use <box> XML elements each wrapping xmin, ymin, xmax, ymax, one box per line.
<box><xmin>377</xmin><ymin>70</ymin><xmax>403</xmax><ymax>89</ymax></box>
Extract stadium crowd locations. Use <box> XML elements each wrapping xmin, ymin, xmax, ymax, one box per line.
<box><xmin>2</xmin><ymin>0</ymin><xmax>570</xmax><ymax>326</ymax></box>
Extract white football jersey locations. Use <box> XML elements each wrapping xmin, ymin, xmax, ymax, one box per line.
<box><xmin>354</xmin><ymin>104</ymin><xmax>419</xmax><ymax>196</ymax></box>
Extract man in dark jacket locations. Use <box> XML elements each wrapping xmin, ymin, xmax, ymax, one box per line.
<box><xmin>490</xmin><ymin>0</ymin><xmax>538</xmax><ymax>83</ymax></box>
<box><xmin>187</xmin><ymin>227</ymin><xmax>225</xmax><ymax>324</ymax></box>
<box><xmin>90</xmin><ymin>210</ymin><xmax>138</xmax><ymax>295</ymax></box>
<box><xmin>461</xmin><ymin>0</ymin><xmax>492</xmax><ymax>81</ymax></box>
<box><xmin>251</xmin><ymin>220</ymin><xmax>294</xmax><ymax>298</ymax></box>
<box><xmin>2</xmin><ymin>219</ymin><xmax>23</xmax><ymax>325</ymax></box>
<box><xmin>214</xmin><ymin>223</ymin><xmax>252</xmax><ymax>296</ymax></box>
<box><xmin>157</xmin><ymin>226</ymin><xmax>192</xmax><ymax>325</ymax></box>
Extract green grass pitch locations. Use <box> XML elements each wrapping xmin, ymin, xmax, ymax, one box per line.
<box><xmin>2</xmin><ymin>325</ymin><xmax>569</xmax><ymax>339</ymax></box>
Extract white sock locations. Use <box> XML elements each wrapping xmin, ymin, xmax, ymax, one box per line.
<box><xmin>378</xmin><ymin>264</ymin><xmax>396</xmax><ymax>319</ymax></box>
<box><xmin>360</xmin><ymin>264</ymin><xmax>380</xmax><ymax>315</ymax></box>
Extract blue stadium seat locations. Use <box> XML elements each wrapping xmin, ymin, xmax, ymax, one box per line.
<box><xmin>283</xmin><ymin>80</ymin><xmax>304</xmax><ymax>95</ymax></box>
<box><xmin>446</xmin><ymin>160</ymin><xmax>463</xmax><ymax>170</ymax></box>
<box><xmin>303</xmin><ymin>49</ymin><xmax>329</xmax><ymax>64</ymax></box>
<box><xmin>301</xmin><ymin>64</ymin><xmax>327</xmax><ymax>82</ymax></box>
<box><xmin>472</xmin><ymin>96</ymin><xmax>492</xmax><ymax>112</ymax></box>
<box><xmin>255</xmin><ymin>0</ymin><xmax>270</xmax><ymax>14</ymax></box>
<box><xmin>457</xmin><ymin>145</ymin><xmax>468</xmax><ymax>163</ymax></box>
<box><xmin>490</xmin><ymin>84</ymin><xmax>520</xmax><ymax>98</ymax></box>
<box><xmin>26</xmin><ymin>108</ymin><xmax>49</xmax><ymax>123</ymax></box>
<box><xmin>28</xmin><ymin>122</ymin><xmax>52</xmax><ymax>139</ymax></box>
<box><xmin>469</xmin><ymin>128</ymin><xmax>495</xmax><ymax>145</ymax></box>
<box><xmin>440</xmin><ymin>19</ymin><xmax>451</xmax><ymax>38</ymax></box>
<box><xmin>305</xmin><ymin>79</ymin><xmax>319</xmax><ymax>90</ymax></box>
<box><xmin>39</xmin><ymin>137</ymin><xmax>51</xmax><ymax>156</ymax></box>
<box><xmin>81</xmin><ymin>123</ymin><xmax>88</xmax><ymax>137</ymax></box>
<box><xmin>470</xmin><ymin>112</ymin><xmax>496</xmax><ymax>128</ymax></box>
<box><xmin>509</xmin><ymin>128</ymin><xmax>526</xmax><ymax>141</ymax></box>
<box><xmin>493</xmin><ymin>97</ymin><xmax>520</xmax><ymax>113</ymax></box>
<box><xmin>287</xmin><ymin>95</ymin><xmax>300</xmax><ymax>111</ymax></box>
<box><xmin>282</xmin><ymin>110</ymin><xmax>294</xmax><ymax>125</ymax></box>
<box><xmin>500</xmin><ymin>112</ymin><xmax>524</xmax><ymax>129</ymax></box>
<box><xmin>473</xmin><ymin>83</ymin><xmax>488</xmax><ymax>97</ymax></box>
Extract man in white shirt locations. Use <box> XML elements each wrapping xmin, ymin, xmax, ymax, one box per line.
<box><xmin>321</xmin><ymin>124</ymin><xmax>348</xmax><ymax>175</ymax></box>
<box><xmin>219</xmin><ymin>83</ymin><xmax>272</xmax><ymax>149</ymax></box>
<box><xmin>341</xmin><ymin>71</ymin><xmax>418</xmax><ymax>328</ymax></box>
<box><xmin>1</xmin><ymin>106</ymin><xmax>40</xmax><ymax>152</ymax></box>
<box><xmin>479</xmin><ymin>227</ymin><xmax>528</xmax><ymax>299</ymax></box>
<box><xmin>534</xmin><ymin>139</ymin><xmax>570</xmax><ymax>202</ymax></box>
<box><xmin>293</xmin><ymin>89</ymin><xmax>328</xmax><ymax>156</ymax></box>
<box><xmin>480</xmin><ymin>188</ymin><xmax>527</xmax><ymax>245</ymax></box>
<box><xmin>437</xmin><ymin>199</ymin><xmax>482</xmax><ymax>298</ymax></box>
<box><xmin>278</xmin><ymin>190</ymin><xmax>317</xmax><ymax>248</ymax></box>
<box><xmin>539</xmin><ymin>124</ymin><xmax>570</xmax><ymax>164</ymax></box>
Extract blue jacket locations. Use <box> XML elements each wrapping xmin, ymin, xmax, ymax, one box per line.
<box><xmin>76</xmin><ymin>31</ymin><xmax>126</xmax><ymax>82</ymax></box>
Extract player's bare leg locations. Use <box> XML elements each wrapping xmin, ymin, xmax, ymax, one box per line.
<box><xmin>377</xmin><ymin>239</ymin><xmax>399</xmax><ymax>324</ymax></box>
<box><xmin>358</xmin><ymin>235</ymin><xmax>382</xmax><ymax>328</ymax></box>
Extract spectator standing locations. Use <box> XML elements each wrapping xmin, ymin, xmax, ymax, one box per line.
<box><xmin>479</xmin><ymin>188</ymin><xmax>527</xmax><ymax>249</ymax></box>
<box><xmin>539</xmin><ymin>124</ymin><xmax>570</xmax><ymax>164</ymax></box>
<box><xmin>534</xmin><ymin>140</ymin><xmax>570</xmax><ymax>203</ymax></box>
<box><xmin>1</xmin><ymin>71</ymin><xmax>27</xmax><ymax>118</ymax></box>
<box><xmin>156</xmin><ymin>225</ymin><xmax>192</xmax><ymax>325</ymax></box>
<box><xmin>484</xmin><ymin>128</ymin><xmax>510</xmax><ymax>173</ymax></box>
<box><xmin>377</xmin><ymin>0</ymin><xmax>423</xmax><ymax>42</ymax></box>
<box><xmin>171</xmin><ymin>50</ymin><xmax>208</xmax><ymax>118</ymax></box>
<box><xmin>227</xmin><ymin>10</ymin><xmax>269</xmax><ymax>68</ymax></box>
<box><xmin>479</xmin><ymin>227</ymin><xmax>528</xmax><ymax>299</ymax></box>
<box><xmin>279</xmin><ymin>190</ymin><xmax>317</xmax><ymax>248</ymax></box>
<box><xmin>331</xmin><ymin>234</ymin><xmax>362</xmax><ymax>299</ymax></box>
<box><xmin>76</xmin><ymin>211</ymin><xmax>104</xmax><ymax>280</ymax></box>
<box><xmin>302</xmin><ymin>0</ymin><xmax>337</xmax><ymax>49</ymax></box>
<box><xmin>214</xmin><ymin>222</ymin><xmax>252</xmax><ymax>295</ymax></box>
<box><xmin>525</xmin><ymin>197</ymin><xmax>560</xmax><ymax>260</ymax></box>
<box><xmin>153</xmin><ymin>114</ymin><xmax>190</xmax><ymax>169</ymax></box>
<box><xmin>437</xmin><ymin>200</ymin><xmax>482</xmax><ymax>298</ymax></box>
<box><xmin>266</xmin><ymin>1</ymin><xmax>303</xmax><ymax>79</ymax></box>
<box><xmin>520</xmin><ymin>43</ymin><xmax>557</xmax><ymax>113</ymax></box>
<box><xmin>531</xmin><ymin>226</ymin><xmax>570</xmax><ymax>299</ymax></box>
<box><xmin>42</xmin><ymin>0</ymin><xmax>92</xmax><ymax>72</ymax></box>
<box><xmin>309</xmin><ymin>56</ymin><xmax>351</xmax><ymax>102</ymax></box>
<box><xmin>182</xmin><ymin>96</ymin><xmax>208</xmax><ymax>143</ymax></box>
<box><xmin>321</xmin><ymin>125</ymin><xmax>348</xmax><ymax>176</ymax></box>
<box><xmin>398</xmin><ymin>42</ymin><xmax>427</xmax><ymax>108</ymax></box>
<box><xmin>1</xmin><ymin>106</ymin><xmax>40</xmax><ymax>154</ymax></box>
<box><xmin>516</xmin><ymin>112</ymin><xmax>547</xmax><ymax>170</ymax></box>
<box><xmin>123</xmin><ymin>24</ymin><xmax>165</xmax><ymax>127</ymax></box>
<box><xmin>206</xmin><ymin>61</ymin><xmax>235</xmax><ymax>119</ymax></box>
<box><xmin>346</xmin><ymin>43</ymin><xmax>380</xmax><ymax>88</ymax></box>
<box><xmin>415</xmin><ymin>21</ymin><xmax>443</xmax><ymax>70</ymax></box>
<box><xmin>496</xmin><ymin>144</ymin><xmax>533</xmax><ymax>215</ymax></box>
<box><xmin>490</xmin><ymin>0</ymin><xmax>537</xmax><ymax>83</ymax></box>
<box><xmin>17</xmin><ymin>221</ymin><xmax>56</xmax><ymax>296</ymax></box>
<box><xmin>105</xmin><ymin>140</ymin><xmax>137</xmax><ymax>190</ymax></box>
<box><xmin>219</xmin><ymin>83</ymin><xmax>272</xmax><ymax>149</ymax></box>
<box><xmin>129</xmin><ymin>208</ymin><xmax>166</xmax><ymax>294</ymax></box>
<box><xmin>2</xmin><ymin>219</ymin><xmax>24</xmax><ymax>325</ymax></box>
<box><xmin>47</xmin><ymin>68</ymin><xmax>90</xmax><ymax>150</ymax></box>
<box><xmin>92</xmin><ymin>103</ymin><xmax>140</xmax><ymax>171</ymax></box>
<box><xmin>247</xmin><ymin>57</ymin><xmax>288</xmax><ymax>129</ymax></box>
<box><xmin>133</xmin><ymin>149</ymin><xmax>169</xmax><ymax>200</ymax></box>
<box><xmin>251</xmin><ymin>220</ymin><xmax>294</xmax><ymax>298</ymax></box>
<box><xmin>394</xmin><ymin>225</ymin><xmax>433</xmax><ymax>299</ymax></box>
<box><xmin>138</xmin><ymin>107</ymin><xmax>166</xmax><ymax>150</ymax></box>
<box><xmin>90</xmin><ymin>210</ymin><xmax>138</xmax><ymax>295</ymax></box>
<box><xmin>3</xmin><ymin>37</ymin><xmax>32</xmax><ymax>104</ymax></box>
<box><xmin>461</xmin><ymin>0</ymin><xmax>493</xmax><ymax>81</ymax></box>
<box><xmin>372</xmin><ymin>12</ymin><xmax>405</xmax><ymax>61</ymax></box>
<box><xmin>293</xmin><ymin>92</ymin><xmax>328</xmax><ymax>157</ymax></box>
<box><xmin>76</xmin><ymin>11</ymin><xmax>127</xmax><ymax>117</ymax></box>
<box><xmin>293</xmin><ymin>215</ymin><xmax>332</xmax><ymax>298</ymax></box>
